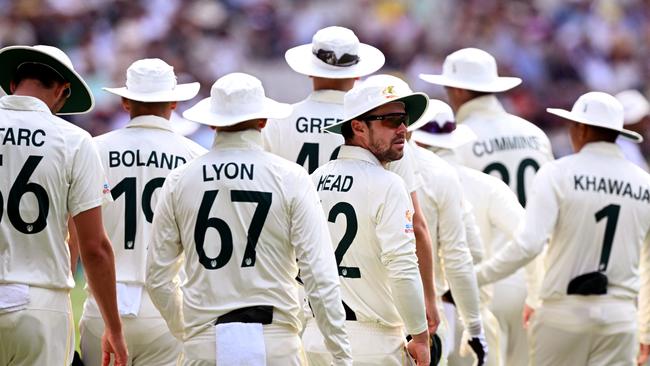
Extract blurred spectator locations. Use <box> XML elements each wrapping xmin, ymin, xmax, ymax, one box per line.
<box><xmin>3</xmin><ymin>0</ymin><xmax>650</xmax><ymax>157</ymax></box>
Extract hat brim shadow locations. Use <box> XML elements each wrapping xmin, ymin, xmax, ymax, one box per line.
<box><xmin>547</xmin><ymin>108</ymin><xmax>643</xmax><ymax>143</ymax></box>
<box><xmin>285</xmin><ymin>43</ymin><xmax>385</xmax><ymax>79</ymax></box>
<box><xmin>419</xmin><ymin>73</ymin><xmax>522</xmax><ymax>93</ymax></box>
<box><xmin>183</xmin><ymin>97</ymin><xmax>292</xmax><ymax>127</ymax></box>
<box><xmin>0</xmin><ymin>46</ymin><xmax>94</xmax><ymax>115</ymax></box>
<box><xmin>103</xmin><ymin>82</ymin><xmax>200</xmax><ymax>102</ymax></box>
<box><xmin>325</xmin><ymin>93</ymin><xmax>429</xmax><ymax>134</ymax></box>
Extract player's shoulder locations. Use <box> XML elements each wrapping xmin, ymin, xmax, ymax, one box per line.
<box><xmin>460</xmin><ymin>165</ymin><xmax>509</xmax><ymax>192</ymax></box>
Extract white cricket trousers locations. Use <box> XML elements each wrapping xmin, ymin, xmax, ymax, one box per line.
<box><xmin>489</xmin><ymin>270</ymin><xmax>528</xmax><ymax>366</ymax></box>
<box><xmin>181</xmin><ymin>323</ymin><xmax>307</xmax><ymax>365</ymax></box>
<box><xmin>302</xmin><ymin>318</ymin><xmax>414</xmax><ymax>365</ymax></box>
<box><xmin>529</xmin><ymin>297</ymin><xmax>637</xmax><ymax>366</ymax></box>
<box><xmin>0</xmin><ymin>286</ymin><xmax>74</xmax><ymax>366</ymax></box>
<box><xmin>80</xmin><ymin>316</ymin><xmax>181</xmax><ymax>366</ymax></box>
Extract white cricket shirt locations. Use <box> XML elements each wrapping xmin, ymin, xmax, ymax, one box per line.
<box><xmin>0</xmin><ymin>95</ymin><xmax>109</xmax><ymax>289</ymax></box>
<box><xmin>311</xmin><ymin>145</ymin><xmax>427</xmax><ymax>335</ymax></box>
<box><xmin>93</xmin><ymin>115</ymin><xmax>206</xmax><ymax>285</ymax></box>
<box><xmin>145</xmin><ymin>130</ymin><xmax>351</xmax><ymax>361</ymax></box>
<box><xmin>455</xmin><ymin>95</ymin><xmax>554</xmax><ymax>206</ymax></box>
<box><xmin>477</xmin><ymin>142</ymin><xmax>650</xmax><ymax>338</ymax></box>
<box><xmin>263</xmin><ymin>89</ymin><xmax>420</xmax><ymax>191</ymax></box>
<box><xmin>410</xmin><ymin>142</ymin><xmax>482</xmax><ymax>330</ymax></box>
<box><xmin>263</xmin><ymin>90</ymin><xmax>345</xmax><ymax>174</ymax></box>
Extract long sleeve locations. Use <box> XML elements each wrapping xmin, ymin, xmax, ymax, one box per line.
<box><xmin>436</xmin><ymin>178</ymin><xmax>482</xmax><ymax>332</ymax></box>
<box><xmin>377</xmin><ymin>179</ymin><xmax>427</xmax><ymax>335</ymax></box>
<box><xmin>477</xmin><ymin>165</ymin><xmax>559</xmax><ymax>285</ymax></box>
<box><xmin>639</xmin><ymin>230</ymin><xmax>650</xmax><ymax>344</ymax></box>
<box><xmin>291</xmin><ymin>171</ymin><xmax>352</xmax><ymax>365</ymax></box>
<box><xmin>145</xmin><ymin>173</ymin><xmax>185</xmax><ymax>340</ymax></box>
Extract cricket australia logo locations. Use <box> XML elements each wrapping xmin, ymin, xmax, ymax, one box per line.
<box><xmin>382</xmin><ymin>85</ymin><xmax>397</xmax><ymax>99</ymax></box>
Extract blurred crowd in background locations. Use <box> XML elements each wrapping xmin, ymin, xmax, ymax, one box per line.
<box><xmin>3</xmin><ymin>0</ymin><xmax>650</xmax><ymax>157</ymax></box>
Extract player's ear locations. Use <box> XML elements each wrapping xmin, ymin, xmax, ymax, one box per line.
<box><xmin>351</xmin><ymin>119</ymin><xmax>366</xmax><ymax>135</ymax></box>
<box><xmin>169</xmin><ymin>101</ymin><xmax>177</xmax><ymax>110</ymax></box>
<box><xmin>121</xmin><ymin>97</ymin><xmax>131</xmax><ymax>112</ymax></box>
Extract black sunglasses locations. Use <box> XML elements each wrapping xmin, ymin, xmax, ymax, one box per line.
<box><xmin>360</xmin><ymin>113</ymin><xmax>409</xmax><ymax>127</ymax></box>
<box><xmin>312</xmin><ymin>48</ymin><xmax>360</xmax><ymax>67</ymax></box>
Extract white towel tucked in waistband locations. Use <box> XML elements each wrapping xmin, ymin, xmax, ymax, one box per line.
<box><xmin>116</xmin><ymin>283</ymin><xmax>143</xmax><ymax>317</ymax></box>
<box><xmin>215</xmin><ymin>322</ymin><xmax>266</xmax><ymax>365</ymax></box>
<box><xmin>0</xmin><ymin>283</ymin><xmax>29</xmax><ymax>313</ymax></box>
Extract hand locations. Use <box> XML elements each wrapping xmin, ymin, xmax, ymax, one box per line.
<box><xmin>425</xmin><ymin>297</ymin><xmax>440</xmax><ymax>334</ymax></box>
<box><xmin>460</xmin><ymin>331</ymin><xmax>487</xmax><ymax>366</ymax></box>
<box><xmin>407</xmin><ymin>331</ymin><xmax>431</xmax><ymax>365</ymax></box>
<box><xmin>638</xmin><ymin>343</ymin><xmax>650</xmax><ymax>365</ymax></box>
<box><xmin>102</xmin><ymin>328</ymin><xmax>128</xmax><ymax>366</ymax></box>
<box><xmin>522</xmin><ymin>304</ymin><xmax>535</xmax><ymax>330</ymax></box>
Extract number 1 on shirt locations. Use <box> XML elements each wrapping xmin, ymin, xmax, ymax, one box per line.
<box><xmin>594</xmin><ymin>204</ymin><xmax>620</xmax><ymax>271</ymax></box>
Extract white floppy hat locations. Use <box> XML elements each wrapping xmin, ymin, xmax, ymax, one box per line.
<box><xmin>547</xmin><ymin>91</ymin><xmax>643</xmax><ymax>143</ymax></box>
<box><xmin>409</xmin><ymin>99</ymin><xmax>477</xmax><ymax>149</ymax></box>
<box><xmin>285</xmin><ymin>26</ymin><xmax>385</xmax><ymax>79</ymax></box>
<box><xmin>325</xmin><ymin>74</ymin><xmax>428</xmax><ymax>134</ymax></box>
<box><xmin>183</xmin><ymin>72</ymin><xmax>292</xmax><ymax>127</ymax></box>
<box><xmin>419</xmin><ymin>48</ymin><xmax>521</xmax><ymax>93</ymax></box>
<box><xmin>104</xmin><ymin>58</ymin><xmax>199</xmax><ymax>102</ymax></box>
<box><xmin>615</xmin><ymin>89</ymin><xmax>650</xmax><ymax>125</ymax></box>
<box><xmin>0</xmin><ymin>44</ymin><xmax>94</xmax><ymax>114</ymax></box>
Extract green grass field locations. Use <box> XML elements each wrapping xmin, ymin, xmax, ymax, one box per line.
<box><xmin>71</xmin><ymin>269</ymin><xmax>87</xmax><ymax>352</ymax></box>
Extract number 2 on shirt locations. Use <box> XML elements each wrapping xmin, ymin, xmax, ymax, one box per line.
<box><xmin>328</xmin><ymin>202</ymin><xmax>360</xmax><ymax>278</ymax></box>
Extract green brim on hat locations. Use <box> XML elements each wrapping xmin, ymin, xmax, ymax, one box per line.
<box><xmin>0</xmin><ymin>47</ymin><xmax>93</xmax><ymax>115</ymax></box>
<box><xmin>326</xmin><ymin>93</ymin><xmax>429</xmax><ymax>134</ymax></box>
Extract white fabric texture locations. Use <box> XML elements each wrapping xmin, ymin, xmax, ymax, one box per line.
<box><xmin>311</xmin><ymin>145</ymin><xmax>427</xmax><ymax>335</ymax></box>
<box><xmin>145</xmin><ymin>129</ymin><xmax>351</xmax><ymax>362</ymax></box>
<box><xmin>0</xmin><ymin>95</ymin><xmax>110</xmax><ymax>290</ymax></box>
<box><xmin>216</xmin><ymin>323</ymin><xmax>266</xmax><ymax>365</ymax></box>
<box><xmin>0</xmin><ymin>283</ymin><xmax>29</xmax><ymax>313</ymax></box>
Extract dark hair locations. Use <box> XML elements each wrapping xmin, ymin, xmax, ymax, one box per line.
<box><xmin>341</xmin><ymin>120</ymin><xmax>355</xmax><ymax>141</ymax></box>
<box><xmin>12</xmin><ymin>62</ymin><xmax>67</xmax><ymax>89</ymax></box>
<box><xmin>590</xmin><ymin>124</ymin><xmax>620</xmax><ymax>142</ymax></box>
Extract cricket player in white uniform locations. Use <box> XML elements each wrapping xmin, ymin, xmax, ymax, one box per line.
<box><xmin>373</xmin><ymin>78</ymin><xmax>487</xmax><ymax>366</ymax></box>
<box><xmin>265</xmin><ymin>28</ymin><xmax>439</xmax><ymax>334</ymax></box>
<box><xmin>146</xmin><ymin>72</ymin><xmax>352</xmax><ymax>365</ymax></box>
<box><xmin>476</xmin><ymin>91</ymin><xmax>650</xmax><ymax>366</ymax></box>
<box><xmin>79</xmin><ymin>58</ymin><xmax>207</xmax><ymax>366</ymax></box>
<box><xmin>302</xmin><ymin>76</ymin><xmax>430</xmax><ymax>365</ymax></box>
<box><xmin>412</xmin><ymin>100</ymin><xmax>532</xmax><ymax>366</ymax></box>
<box><xmin>0</xmin><ymin>45</ymin><xmax>127</xmax><ymax>365</ymax></box>
<box><xmin>420</xmin><ymin>48</ymin><xmax>554</xmax><ymax>366</ymax></box>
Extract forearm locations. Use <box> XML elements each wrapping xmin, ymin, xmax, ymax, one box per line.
<box><xmin>80</xmin><ymin>236</ymin><xmax>121</xmax><ymax>332</ymax></box>
<box><xmin>67</xmin><ymin>216</ymin><xmax>79</xmax><ymax>275</ymax></box>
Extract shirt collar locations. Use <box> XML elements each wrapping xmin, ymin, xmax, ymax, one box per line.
<box><xmin>212</xmin><ymin>129</ymin><xmax>264</xmax><ymax>151</ymax></box>
<box><xmin>580</xmin><ymin>141</ymin><xmax>625</xmax><ymax>158</ymax></box>
<box><xmin>307</xmin><ymin>90</ymin><xmax>346</xmax><ymax>104</ymax></box>
<box><xmin>455</xmin><ymin>94</ymin><xmax>505</xmax><ymax>123</ymax></box>
<box><xmin>337</xmin><ymin>145</ymin><xmax>384</xmax><ymax>167</ymax></box>
<box><xmin>0</xmin><ymin>95</ymin><xmax>51</xmax><ymax>113</ymax></box>
<box><xmin>125</xmin><ymin>115</ymin><xmax>175</xmax><ymax>132</ymax></box>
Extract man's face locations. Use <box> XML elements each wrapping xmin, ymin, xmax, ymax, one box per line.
<box><xmin>363</xmin><ymin>101</ymin><xmax>409</xmax><ymax>163</ymax></box>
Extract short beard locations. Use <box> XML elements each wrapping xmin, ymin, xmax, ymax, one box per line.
<box><xmin>369</xmin><ymin>129</ymin><xmax>404</xmax><ymax>163</ymax></box>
